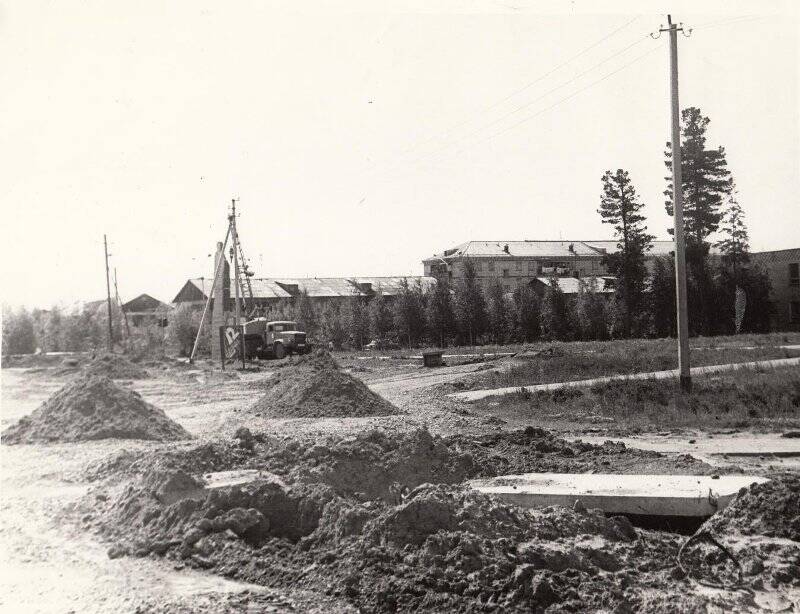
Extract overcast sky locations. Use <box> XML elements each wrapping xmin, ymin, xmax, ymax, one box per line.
<box><xmin>1</xmin><ymin>0</ymin><xmax>798</xmax><ymax>309</ymax></box>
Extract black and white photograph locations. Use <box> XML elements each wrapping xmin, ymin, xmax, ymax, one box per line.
<box><xmin>1</xmin><ymin>0</ymin><xmax>799</xmax><ymax>611</ymax></box>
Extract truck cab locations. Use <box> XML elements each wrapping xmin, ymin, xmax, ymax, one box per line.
<box><xmin>242</xmin><ymin>318</ymin><xmax>309</xmax><ymax>359</ymax></box>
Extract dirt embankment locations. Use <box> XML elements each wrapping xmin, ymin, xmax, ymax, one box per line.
<box><xmin>2</xmin><ymin>374</ymin><xmax>190</xmax><ymax>444</ymax></box>
<box><xmin>249</xmin><ymin>350</ymin><xmax>400</xmax><ymax>418</ymax></box>
<box><xmin>74</xmin><ymin>427</ymin><xmax>797</xmax><ymax>613</ymax></box>
<box><xmin>704</xmin><ymin>474</ymin><xmax>800</xmax><ymax>542</ymax></box>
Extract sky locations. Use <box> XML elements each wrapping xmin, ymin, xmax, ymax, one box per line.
<box><xmin>1</xmin><ymin>0</ymin><xmax>798</xmax><ymax>309</ymax></box>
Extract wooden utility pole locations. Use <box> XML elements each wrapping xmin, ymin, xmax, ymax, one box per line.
<box><xmin>104</xmin><ymin>234</ymin><xmax>114</xmax><ymax>351</ymax></box>
<box><xmin>114</xmin><ymin>268</ymin><xmax>131</xmax><ymax>338</ymax></box>
<box><xmin>189</xmin><ymin>225</ymin><xmax>231</xmax><ymax>363</ymax></box>
<box><xmin>661</xmin><ymin>15</ymin><xmax>692</xmax><ymax>392</ymax></box>
<box><xmin>230</xmin><ymin>199</ymin><xmax>242</xmax><ymax>325</ymax></box>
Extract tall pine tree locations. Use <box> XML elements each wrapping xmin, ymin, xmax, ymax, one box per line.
<box><xmin>716</xmin><ymin>183</ymin><xmax>750</xmax><ymax>282</ymax></box>
<box><xmin>368</xmin><ymin>286</ymin><xmax>393</xmax><ymax>341</ymax></box>
<box><xmin>392</xmin><ymin>278</ymin><xmax>426</xmax><ymax>348</ymax></box>
<box><xmin>598</xmin><ymin>169</ymin><xmax>654</xmax><ymax>337</ymax></box>
<box><xmin>486</xmin><ymin>281</ymin><xmax>512</xmax><ymax>344</ymax></box>
<box><xmin>540</xmin><ymin>275</ymin><xmax>571</xmax><ymax>341</ymax></box>
<box><xmin>512</xmin><ymin>285</ymin><xmax>540</xmax><ymax>342</ymax></box>
<box><xmin>453</xmin><ymin>259</ymin><xmax>487</xmax><ymax>346</ymax></box>
<box><xmin>664</xmin><ymin>107</ymin><xmax>733</xmax><ymax>334</ymax></box>
<box><xmin>664</xmin><ymin>107</ymin><xmax>732</xmax><ymax>252</ymax></box>
<box><xmin>425</xmin><ymin>278</ymin><xmax>455</xmax><ymax>348</ymax></box>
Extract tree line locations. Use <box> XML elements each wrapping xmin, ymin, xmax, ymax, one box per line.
<box><xmin>2</xmin><ymin>107</ymin><xmax>775</xmax><ymax>356</ymax></box>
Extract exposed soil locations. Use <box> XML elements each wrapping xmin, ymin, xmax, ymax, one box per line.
<box><xmin>3</xmin><ymin>341</ymin><xmax>799</xmax><ymax>612</ymax></box>
<box><xmin>84</xmin><ymin>352</ymin><xmax>150</xmax><ymax>379</ymax></box>
<box><xmin>249</xmin><ymin>351</ymin><xmax>400</xmax><ymax>418</ymax></box>
<box><xmin>704</xmin><ymin>474</ymin><xmax>800</xmax><ymax>541</ymax></box>
<box><xmin>1</xmin><ymin>374</ymin><xmax>191</xmax><ymax>444</ymax></box>
<box><xmin>80</xmin><ymin>429</ymin><xmax>799</xmax><ymax>613</ymax></box>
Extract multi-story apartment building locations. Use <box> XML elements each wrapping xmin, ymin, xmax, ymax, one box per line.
<box><xmin>422</xmin><ymin>240</ymin><xmax>675</xmax><ymax>292</ymax></box>
<box><xmin>750</xmin><ymin>248</ymin><xmax>800</xmax><ymax>331</ymax></box>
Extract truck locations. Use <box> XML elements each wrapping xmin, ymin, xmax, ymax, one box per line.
<box><xmin>242</xmin><ymin>319</ymin><xmax>309</xmax><ymax>359</ymax></box>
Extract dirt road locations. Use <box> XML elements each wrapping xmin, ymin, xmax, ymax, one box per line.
<box><xmin>0</xmin><ymin>368</ymin><xmax>352</xmax><ymax>613</ymax></box>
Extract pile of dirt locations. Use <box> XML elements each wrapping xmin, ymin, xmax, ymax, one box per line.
<box><xmin>83</xmin><ymin>426</ymin><xmax>712</xmax><ymax>493</ymax></box>
<box><xmin>86</xmin><ymin>468</ymin><xmax>709</xmax><ymax>613</ymax></box>
<box><xmin>84</xmin><ymin>352</ymin><xmax>149</xmax><ymax>379</ymax></box>
<box><xmin>446</xmin><ymin>426</ymin><xmax>712</xmax><ymax>476</ymax></box>
<box><xmin>249</xmin><ymin>350</ymin><xmax>400</xmax><ymax>418</ymax></box>
<box><xmin>704</xmin><ymin>474</ymin><xmax>800</xmax><ymax>541</ymax></box>
<box><xmin>81</xmin><ymin>426</ymin><xmax>784</xmax><ymax>612</ymax></box>
<box><xmin>2</xmin><ymin>374</ymin><xmax>191</xmax><ymax>444</ymax></box>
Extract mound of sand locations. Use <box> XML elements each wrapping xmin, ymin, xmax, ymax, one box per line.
<box><xmin>250</xmin><ymin>350</ymin><xmax>399</xmax><ymax>418</ymax></box>
<box><xmin>1</xmin><ymin>374</ymin><xmax>190</xmax><ymax>444</ymax></box>
<box><xmin>84</xmin><ymin>352</ymin><xmax>149</xmax><ymax>379</ymax></box>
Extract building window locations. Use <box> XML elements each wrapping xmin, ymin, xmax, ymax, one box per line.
<box><xmin>791</xmin><ymin>301</ymin><xmax>800</xmax><ymax>323</ymax></box>
<box><xmin>502</xmin><ymin>268</ymin><xmax>509</xmax><ymax>278</ymax></box>
<box><xmin>790</xmin><ymin>263</ymin><xmax>799</xmax><ymax>287</ymax></box>
<box><xmin>487</xmin><ymin>261</ymin><xmax>495</xmax><ymax>272</ymax></box>
<box><xmin>528</xmin><ymin>261</ymin><xmax>537</xmax><ymax>273</ymax></box>
<box><xmin>515</xmin><ymin>261</ymin><xmax>522</xmax><ymax>271</ymax></box>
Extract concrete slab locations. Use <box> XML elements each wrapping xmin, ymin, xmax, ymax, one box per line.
<box><xmin>470</xmin><ymin>472</ymin><xmax>769</xmax><ymax>517</ymax></box>
<box><xmin>202</xmin><ymin>469</ymin><xmax>286</xmax><ymax>489</ymax></box>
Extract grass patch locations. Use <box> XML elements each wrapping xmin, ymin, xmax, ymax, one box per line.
<box><xmin>470</xmin><ymin>338</ymin><xmax>800</xmax><ymax>390</ymax></box>
<box><xmin>483</xmin><ymin>367</ymin><xmax>800</xmax><ymax>431</ymax></box>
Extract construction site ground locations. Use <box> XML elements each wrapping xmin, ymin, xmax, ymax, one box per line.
<box><xmin>1</xmin><ymin>340</ymin><xmax>799</xmax><ymax>612</ymax></box>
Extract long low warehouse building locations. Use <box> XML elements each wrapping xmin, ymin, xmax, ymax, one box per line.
<box><xmin>172</xmin><ymin>276</ymin><xmax>437</xmax><ymax>311</ymax></box>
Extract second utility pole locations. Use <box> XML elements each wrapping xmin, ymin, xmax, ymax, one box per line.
<box><xmin>104</xmin><ymin>234</ymin><xmax>114</xmax><ymax>351</ymax></box>
<box><xmin>663</xmin><ymin>15</ymin><xmax>692</xmax><ymax>392</ymax></box>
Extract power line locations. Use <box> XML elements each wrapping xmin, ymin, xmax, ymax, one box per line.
<box><xmin>438</xmin><ymin>44</ymin><xmax>662</xmax><ymax>163</ymax></box>
<box><xmin>692</xmin><ymin>15</ymin><xmax>760</xmax><ymax>31</ymax></box>
<box><xmin>383</xmin><ymin>15</ymin><xmax>641</xmax><ymax>164</ymax></box>
<box><xmin>411</xmin><ymin>35</ymin><xmax>650</xmax><ymax>165</ymax></box>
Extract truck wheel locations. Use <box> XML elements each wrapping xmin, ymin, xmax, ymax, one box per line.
<box><xmin>274</xmin><ymin>343</ymin><xmax>286</xmax><ymax>359</ymax></box>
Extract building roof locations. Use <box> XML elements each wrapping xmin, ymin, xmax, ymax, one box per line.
<box><xmin>750</xmin><ymin>248</ymin><xmax>800</xmax><ymax>264</ymax></box>
<box><xmin>351</xmin><ymin>276</ymin><xmax>437</xmax><ymax>294</ymax></box>
<box><xmin>424</xmin><ymin>240</ymin><xmax>676</xmax><ymax>262</ymax></box>
<box><xmin>122</xmin><ymin>293</ymin><xmax>173</xmax><ymax>313</ymax></box>
<box><xmin>174</xmin><ymin>276</ymin><xmax>437</xmax><ymax>303</ymax></box>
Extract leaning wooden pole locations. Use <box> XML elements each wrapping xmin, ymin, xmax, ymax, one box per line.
<box><xmin>114</xmin><ymin>268</ymin><xmax>131</xmax><ymax>339</ymax></box>
<box><xmin>189</xmin><ymin>225</ymin><xmax>231</xmax><ymax>363</ymax></box>
<box><xmin>104</xmin><ymin>234</ymin><xmax>114</xmax><ymax>351</ymax></box>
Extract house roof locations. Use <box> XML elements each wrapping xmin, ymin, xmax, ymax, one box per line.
<box><xmin>122</xmin><ymin>293</ymin><xmax>172</xmax><ymax>313</ymax></box>
<box><xmin>174</xmin><ymin>276</ymin><xmax>437</xmax><ymax>303</ymax></box>
<box><xmin>424</xmin><ymin>240</ymin><xmax>676</xmax><ymax>262</ymax></box>
<box><xmin>750</xmin><ymin>248</ymin><xmax>800</xmax><ymax>264</ymax></box>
